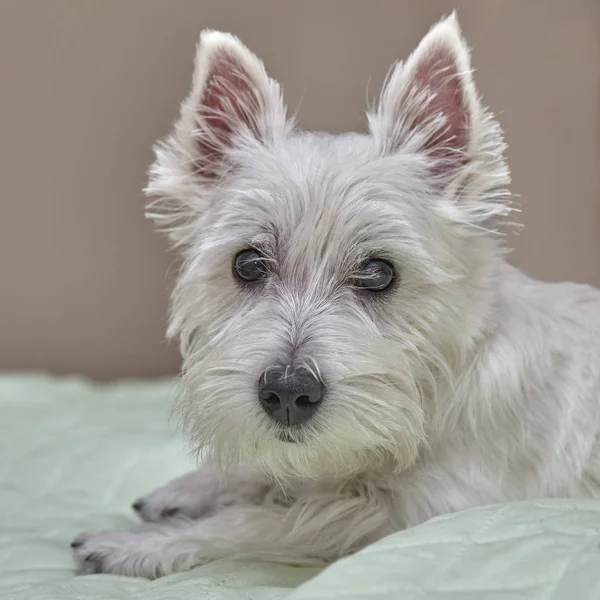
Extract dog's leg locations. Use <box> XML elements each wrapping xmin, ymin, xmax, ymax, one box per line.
<box><xmin>72</xmin><ymin>485</ymin><xmax>395</xmax><ymax>578</ymax></box>
<box><xmin>132</xmin><ymin>463</ymin><xmax>271</xmax><ymax>522</ymax></box>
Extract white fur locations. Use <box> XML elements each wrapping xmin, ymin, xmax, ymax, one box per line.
<box><xmin>73</xmin><ymin>14</ymin><xmax>600</xmax><ymax>578</ymax></box>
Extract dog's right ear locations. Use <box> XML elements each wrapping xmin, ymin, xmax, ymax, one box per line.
<box><xmin>145</xmin><ymin>31</ymin><xmax>288</xmax><ymax>247</ymax></box>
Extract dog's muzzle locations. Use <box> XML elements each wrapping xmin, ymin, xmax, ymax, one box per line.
<box><xmin>258</xmin><ymin>365</ymin><xmax>323</xmax><ymax>427</ymax></box>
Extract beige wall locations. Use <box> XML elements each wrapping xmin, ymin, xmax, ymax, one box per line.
<box><xmin>0</xmin><ymin>0</ymin><xmax>598</xmax><ymax>380</ymax></box>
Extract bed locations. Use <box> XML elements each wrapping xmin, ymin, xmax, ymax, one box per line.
<box><xmin>2</xmin><ymin>374</ymin><xmax>599</xmax><ymax>599</ymax></box>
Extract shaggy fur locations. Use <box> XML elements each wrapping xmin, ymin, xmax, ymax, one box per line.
<box><xmin>72</xmin><ymin>14</ymin><xmax>600</xmax><ymax>578</ymax></box>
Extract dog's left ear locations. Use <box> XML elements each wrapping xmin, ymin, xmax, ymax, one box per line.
<box><xmin>369</xmin><ymin>13</ymin><xmax>482</xmax><ymax>177</ymax></box>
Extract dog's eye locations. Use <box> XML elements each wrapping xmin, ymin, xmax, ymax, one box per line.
<box><xmin>233</xmin><ymin>249</ymin><xmax>269</xmax><ymax>282</ymax></box>
<box><xmin>353</xmin><ymin>259</ymin><xmax>395</xmax><ymax>292</ymax></box>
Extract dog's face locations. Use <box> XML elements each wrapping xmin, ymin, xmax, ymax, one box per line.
<box><xmin>146</xmin><ymin>15</ymin><xmax>511</xmax><ymax>479</ymax></box>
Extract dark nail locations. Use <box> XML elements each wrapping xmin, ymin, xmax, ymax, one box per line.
<box><xmin>161</xmin><ymin>507</ymin><xmax>180</xmax><ymax>519</ymax></box>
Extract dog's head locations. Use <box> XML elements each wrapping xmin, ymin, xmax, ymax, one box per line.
<box><xmin>146</xmin><ymin>14</ymin><xmax>512</xmax><ymax>479</ymax></box>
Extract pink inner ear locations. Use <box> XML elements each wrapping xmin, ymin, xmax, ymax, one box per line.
<box><xmin>410</xmin><ymin>44</ymin><xmax>469</xmax><ymax>164</ymax></box>
<box><xmin>194</xmin><ymin>50</ymin><xmax>262</xmax><ymax>179</ymax></box>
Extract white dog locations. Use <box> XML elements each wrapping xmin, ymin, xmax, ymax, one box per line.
<box><xmin>72</xmin><ymin>14</ymin><xmax>600</xmax><ymax>578</ymax></box>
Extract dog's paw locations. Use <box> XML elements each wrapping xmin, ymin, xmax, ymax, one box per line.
<box><xmin>71</xmin><ymin>527</ymin><xmax>190</xmax><ymax>578</ymax></box>
<box><xmin>72</xmin><ymin>530</ymin><xmax>159</xmax><ymax>577</ymax></box>
<box><xmin>132</xmin><ymin>463</ymin><xmax>270</xmax><ymax>522</ymax></box>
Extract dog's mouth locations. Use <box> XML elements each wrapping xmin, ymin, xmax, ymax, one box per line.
<box><xmin>277</xmin><ymin>429</ymin><xmax>299</xmax><ymax>443</ymax></box>
<box><xmin>275</xmin><ymin>423</ymin><xmax>316</xmax><ymax>444</ymax></box>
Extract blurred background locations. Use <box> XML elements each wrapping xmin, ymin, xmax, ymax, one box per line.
<box><xmin>0</xmin><ymin>0</ymin><xmax>598</xmax><ymax>380</ymax></box>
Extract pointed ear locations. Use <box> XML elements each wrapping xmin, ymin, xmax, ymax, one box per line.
<box><xmin>369</xmin><ymin>14</ymin><xmax>481</xmax><ymax>175</ymax></box>
<box><xmin>188</xmin><ymin>30</ymin><xmax>288</xmax><ymax>178</ymax></box>
<box><xmin>146</xmin><ymin>31</ymin><xmax>288</xmax><ymax>245</ymax></box>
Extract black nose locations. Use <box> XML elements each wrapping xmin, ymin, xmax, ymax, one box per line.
<box><xmin>258</xmin><ymin>365</ymin><xmax>323</xmax><ymax>426</ymax></box>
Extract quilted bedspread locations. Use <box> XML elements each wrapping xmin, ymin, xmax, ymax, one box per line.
<box><xmin>1</xmin><ymin>374</ymin><xmax>600</xmax><ymax>600</ymax></box>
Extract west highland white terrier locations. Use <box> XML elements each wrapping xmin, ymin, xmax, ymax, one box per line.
<box><xmin>72</xmin><ymin>14</ymin><xmax>600</xmax><ymax>577</ymax></box>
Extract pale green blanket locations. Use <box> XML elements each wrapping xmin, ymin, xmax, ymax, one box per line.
<box><xmin>1</xmin><ymin>374</ymin><xmax>599</xmax><ymax>599</ymax></box>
